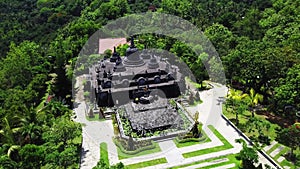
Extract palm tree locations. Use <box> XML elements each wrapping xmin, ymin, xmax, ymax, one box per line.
<box><xmin>226</xmin><ymin>89</ymin><xmax>249</xmax><ymax>125</ymax></box>
<box><xmin>247</xmin><ymin>88</ymin><xmax>263</xmax><ymax>117</ymax></box>
<box><xmin>0</xmin><ymin>116</ymin><xmax>22</xmax><ymax>159</ymax></box>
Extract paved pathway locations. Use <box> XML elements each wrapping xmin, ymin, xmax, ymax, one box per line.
<box><xmin>74</xmin><ymin>76</ymin><xmax>119</xmax><ymax>168</ymax></box>
<box><xmin>262</xmin><ymin>141</ymin><xmax>292</xmax><ymax>169</ymax></box>
<box><xmin>270</xmin><ymin>146</ymin><xmax>284</xmax><ymax>157</ymax></box>
<box><xmin>263</xmin><ymin>140</ymin><xmax>278</xmax><ymax>152</ymax></box>
<box><xmin>120</xmin><ymin>125</ymin><xmax>225</xmax><ymax>166</ymax></box>
<box><xmin>158</xmin><ymin>140</ymin><xmax>184</xmax><ymax>164</ymax></box>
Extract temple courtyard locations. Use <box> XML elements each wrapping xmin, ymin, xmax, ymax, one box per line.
<box><xmin>73</xmin><ymin>75</ymin><xmax>281</xmax><ymax>169</ymax></box>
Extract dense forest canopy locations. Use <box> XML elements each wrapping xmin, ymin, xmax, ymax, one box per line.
<box><xmin>0</xmin><ymin>0</ymin><xmax>299</xmax><ymax>168</ymax></box>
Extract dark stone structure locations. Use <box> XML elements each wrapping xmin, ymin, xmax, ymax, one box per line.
<box><xmin>92</xmin><ymin>37</ymin><xmax>183</xmax><ymax>107</ymax></box>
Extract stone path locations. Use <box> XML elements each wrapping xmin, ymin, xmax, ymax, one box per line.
<box><xmin>80</xmin><ymin>130</ymin><xmax>100</xmax><ymax>169</ymax></box>
<box><xmin>278</xmin><ymin>156</ymin><xmax>285</xmax><ymax>163</ymax></box>
<box><xmin>74</xmin><ymin>76</ymin><xmax>119</xmax><ymax>168</ymax></box>
<box><xmin>263</xmin><ymin>140</ymin><xmax>277</xmax><ymax>152</ymax></box>
<box><xmin>262</xmin><ymin>140</ymin><xmax>293</xmax><ymax>169</ymax></box>
<box><xmin>270</xmin><ymin>145</ymin><xmax>284</xmax><ymax>157</ymax></box>
<box><xmin>158</xmin><ymin>140</ymin><xmax>184</xmax><ymax>164</ymax></box>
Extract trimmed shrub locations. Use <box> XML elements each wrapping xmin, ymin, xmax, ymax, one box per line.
<box><xmin>114</xmin><ymin>137</ymin><xmax>156</xmax><ymax>155</ymax></box>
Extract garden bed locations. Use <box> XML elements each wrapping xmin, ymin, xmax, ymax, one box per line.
<box><xmin>113</xmin><ymin>137</ymin><xmax>161</xmax><ymax>159</ymax></box>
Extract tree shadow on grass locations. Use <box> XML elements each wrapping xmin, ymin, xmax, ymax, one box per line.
<box><xmin>256</xmin><ymin>110</ymin><xmax>293</xmax><ymax>128</ymax></box>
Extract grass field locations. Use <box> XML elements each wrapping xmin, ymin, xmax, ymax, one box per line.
<box><xmin>222</xmin><ymin>105</ymin><xmax>280</xmax><ymax>141</ymax></box>
<box><xmin>86</xmin><ymin>113</ymin><xmax>106</xmax><ymax>121</ymax></box>
<box><xmin>126</xmin><ymin>158</ymin><xmax>167</xmax><ymax>169</ymax></box>
<box><xmin>100</xmin><ymin>142</ymin><xmax>109</xmax><ymax>166</ymax></box>
<box><xmin>169</xmin><ymin>154</ymin><xmax>240</xmax><ymax>169</ymax></box>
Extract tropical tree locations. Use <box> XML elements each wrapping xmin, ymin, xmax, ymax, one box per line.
<box><xmin>236</xmin><ymin>139</ymin><xmax>259</xmax><ymax>169</ymax></box>
<box><xmin>226</xmin><ymin>89</ymin><xmax>249</xmax><ymax>125</ymax></box>
<box><xmin>273</xmin><ymin>64</ymin><xmax>300</xmax><ymax>118</ymax></box>
<box><xmin>42</xmin><ymin>116</ymin><xmax>81</xmax><ymax>147</ymax></box>
<box><xmin>276</xmin><ymin>124</ymin><xmax>300</xmax><ymax>159</ymax></box>
<box><xmin>246</xmin><ymin>88</ymin><xmax>264</xmax><ymax>117</ymax></box>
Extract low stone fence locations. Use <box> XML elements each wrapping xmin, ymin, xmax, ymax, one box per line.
<box><xmin>221</xmin><ymin>114</ymin><xmax>282</xmax><ymax>169</ymax></box>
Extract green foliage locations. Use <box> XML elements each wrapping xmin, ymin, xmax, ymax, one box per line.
<box><xmin>19</xmin><ymin>144</ymin><xmax>45</xmax><ymax>169</ymax></box>
<box><xmin>204</xmin><ymin>23</ymin><xmax>236</xmax><ymax>57</ymax></box>
<box><xmin>273</xmin><ymin>64</ymin><xmax>300</xmax><ymax>116</ymax></box>
<box><xmin>276</xmin><ymin>124</ymin><xmax>300</xmax><ymax>159</ymax></box>
<box><xmin>235</xmin><ymin>139</ymin><xmax>259</xmax><ymax>169</ymax></box>
<box><xmin>1</xmin><ymin>0</ymin><xmax>300</xmax><ymax>167</ymax></box>
<box><xmin>114</xmin><ymin>136</ymin><xmax>154</xmax><ymax>153</ymax></box>
<box><xmin>226</xmin><ymin>89</ymin><xmax>249</xmax><ymax>125</ymax></box>
<box><xmin>100</xmin><ymin>143</ymin><xmax>109</xmax><ymax>167</ymax></box>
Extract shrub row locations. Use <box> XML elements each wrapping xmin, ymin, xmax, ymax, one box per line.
<box><xmin>114</xmin><ymin>138</ymin><xmax>156</xmax><ymax>155</ymax></box>
<box><xmin>175</xmin><ymin>135</ymin><xmax>206</xmax><ymax>143</ymax></box>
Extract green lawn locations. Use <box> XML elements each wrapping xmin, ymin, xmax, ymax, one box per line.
<box><xmin>274</xmin><ymin>146</ymin><xmax>289</xmax><ymax>160</ymax></box>
<box><xmin>169</xmin><ymin>154</ymin><xmax>240</xmax><ymax>169</ymax></box>
<box><xmin>126</xmin><ymin>157</ymin><xmax>167</xmax><ymax>169</ymax></box>
<box><xmin>280</xmin><ymin>158</ymin><xmax>299</xmax><ymax>169</ymax></box>
<box><xmin>173</xmin><ymin>130</ymin><xmax>211</xmax><ymax>148</ymax></box>
<box><xmin>182</xmin><ymin>125</ymin><xmax>233</xmax><ymax>158</ymax></box>
<box><xmin>222</xmin><ymin>105</ymin><xmax>280</xmax><ymax>141</ymax></box>
<box><xmin>86</xmin><ymin>113</ymin><xmax>106</xmax><ymax>121</ymax></box>
<box><xmin>100</xmin><ymin>142</ymin><xmax>109</xmax><ymax>166</ymax></box>
<box><xmin>116</xmin><ymin>141</ymin><xmax>162</xmax><ymax>160</ymax></box>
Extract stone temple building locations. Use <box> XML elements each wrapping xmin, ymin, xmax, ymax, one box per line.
<box><xmin>90</xmin><ymin>37</ymin><xmax>191</xmax><ymax>138</ymax></box>
<box><xmin>92</xmin><ymin>37</ymin><xmax>183</xmax><ymax>107</ymax></box>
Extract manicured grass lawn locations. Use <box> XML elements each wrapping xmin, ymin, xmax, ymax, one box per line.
<box><xmin>117</xmin><ymin>142</ymin><xmax>162</xmax><ymax>160</ymax></box>
<box><xmin>169</xmin><ymin>154</ymin><xmax>240</xmax><ymax>169</ymax></box>
<box><xmin>173</xmin><ymin>130</ymin><xmax>211</xmax><ymax>148</ymax></box>
<box><xmin>182</xmin><ymin>125</ymin><xmax>233</xmax><ymax>158</ymax></box>
<box><xmin>274</xmin><ymin>146</ymin><xmax>289</xmax><ymax>160</ymax></box>
<box><xmin>100</xmin><ymin>142</ymin><xmax>109</xmax><ymax>166</ymax></box>
<box><xmin>126</xmin><ymin>157</ymin><xmax>167</xmax><ymax>169</ymax></box>
<box><xmin>222</xmin><ymin>105</ymin><xmax>280</xmax><ymax>141</ymax></box>
<box><xmin>281</xmin><ymin>159</ymin><xmax>299</xmax><ymax>169</ymax></box>
<box><xmin>86</xmin><ymin>113</ymin><xmax>106</xmax><ymax>121</ymax></box>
